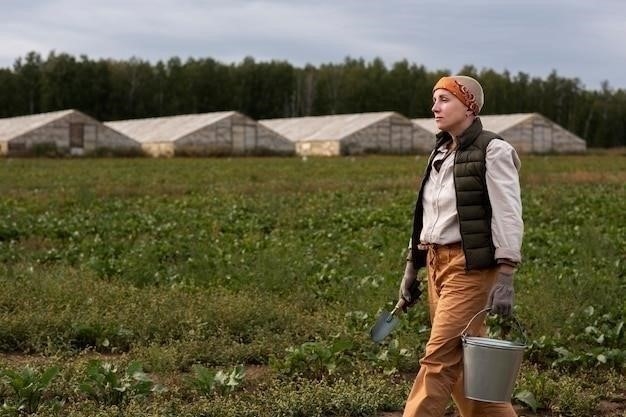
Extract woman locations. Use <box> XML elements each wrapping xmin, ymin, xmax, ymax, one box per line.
<box><xmin>399</xmin><ymin>75</ymin><xmax>523</xmax><ymax>417</ymax></box>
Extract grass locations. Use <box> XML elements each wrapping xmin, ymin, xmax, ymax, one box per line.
<box><xmin>0</xmin><ymin>155</ymin><xmax>624</xmax><ymax>416</ymax></box>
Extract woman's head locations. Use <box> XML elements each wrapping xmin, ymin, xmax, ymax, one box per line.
<box><xmin>431</xmin><ymin>75</ymin><xmax>484</xmax><ymax>136</ymax></box>
<box><xmin>433</xmin><ymin>76</ymin><xmax>484</xmax><ymax>115</ymax></box>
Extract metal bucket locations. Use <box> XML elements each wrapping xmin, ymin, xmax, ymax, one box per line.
<box><xmin>461</xmin><ymin>308</ymin><xmax>526</xmax><ymax>403</ymax></box>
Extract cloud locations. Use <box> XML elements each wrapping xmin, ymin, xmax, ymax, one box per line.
<box><xmin>0</xmin><ymin>0</ymin><xmax>624</xmax><ymax>89</ymax></box>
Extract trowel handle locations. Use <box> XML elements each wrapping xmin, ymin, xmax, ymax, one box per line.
<box><xmin>390</xmin><ymin>298</ymin><xmax>406</xmax><ymax>316</ymax></box>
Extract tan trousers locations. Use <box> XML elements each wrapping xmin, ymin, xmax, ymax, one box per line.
<box><xmin>403</xmin><ymin>243</ymin><xmax>517</xmax><ymax>417</ymax></box>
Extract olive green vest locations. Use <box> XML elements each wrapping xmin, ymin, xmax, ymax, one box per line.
<box><xmin>411</xmin><ymin>118</ymin><xmax>499</xmax><ymax>270</ymax></box>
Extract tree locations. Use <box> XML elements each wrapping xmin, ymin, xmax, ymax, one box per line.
<box><xmin>1</xmin><ymin>51</ymin><xmax>625</xmax><ymax>147</ymax></box>
<box><xmin>13</xmin><ymin>51</ymin><xmax>43</xmax><ymax>114</ymax></box>
<box><xmin>0</xmin><ymin>68</ymin><xmax>19</xmax><ymax>117</ymax></box>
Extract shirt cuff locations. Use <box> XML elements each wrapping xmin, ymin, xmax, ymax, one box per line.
<box><xmin>495</xmin><ymin>247</ymin><xmax>521</xmax><ymax>264</ymax></box>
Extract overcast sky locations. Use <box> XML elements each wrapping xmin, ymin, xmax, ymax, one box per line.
<box><xmin>2</xmin><ymin>0</ymin><xmax>625</xmax><ymax>91</ymax></box>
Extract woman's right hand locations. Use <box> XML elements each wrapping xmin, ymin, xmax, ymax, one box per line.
<box><xmin>398</xmin><ymin>261</ymin><xmax>422</xmax><ymax>311</ymax></box>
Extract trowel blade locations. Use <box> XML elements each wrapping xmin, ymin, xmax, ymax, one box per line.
<box><xmin>370</xmin><ymin>310</ymin><xmax>400</xmax><ymax>343</ymax></box>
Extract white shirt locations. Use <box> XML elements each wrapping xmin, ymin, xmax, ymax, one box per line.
<box><xmin>418</xmin><ymin>138</ymin><xmax>523</xmax><ymax>263</ymax></box>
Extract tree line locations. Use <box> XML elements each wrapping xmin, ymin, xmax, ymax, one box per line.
<box><xmin>0</xmin><ymin>51</ymin><xmax>624</xmax><ymax>148</ymax></box>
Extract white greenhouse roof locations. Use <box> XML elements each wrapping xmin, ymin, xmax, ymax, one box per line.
<box><xmin>480</xmin><ymin>113</ymin><xmax>537</xmax><ymax>133</ymax></box>
<box><xmin>413</xmin><ymin>113</ymin><xmax>537</xmax><ymax>135</ymax></box>
<box><xmin>105</xmin><ymin>111</ymin><xmax>237</xmax><ymax>143</ymax></box>
<box><xmin>412</xmin><ymin>118</ymin><xmax>438</xmax><ymax>135</ymax></box>
<box><xmin>0</xmin><ymin>109</ymin><xmax>77</xmax><ymax>142</ymax></box>
<box><xmin>260</xmin><ymin>112</ymin><xmax>400</xmax><ymax>142</ymax></box>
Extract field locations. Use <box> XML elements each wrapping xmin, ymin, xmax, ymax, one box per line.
<box><xmin>0</xmin><ymin>154</ymin><xmax>624</xmax><ymax>416</ymax></box>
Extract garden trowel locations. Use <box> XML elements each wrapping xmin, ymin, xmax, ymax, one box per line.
<box><xmin>370</xmin><ymin>298</ymin><xmax>406</xmax><ymax>343</ymax></box>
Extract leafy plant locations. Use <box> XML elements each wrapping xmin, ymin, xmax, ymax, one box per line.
<box><xmin>513</xmin><ymin>389</ymin><xmax>540</xmax><ymax>413</ymax></box>
<box><xmin>186</xmin><ymin>364</ymin><xmax>245</xmax><ymax>396</ymax></box>
<box><xmin>344</xmin><ymin>310</ymin><xmax>370</xmax><ymax>331</ymax></box>
<box><xmin>270</xmin><ymin>339</ymin><xmax>354</xmax><ymax>379</ymax></box>
<box><xmin>0</xmin><ymin>365</ymin><xmax>59</xmax><ymax>414</ymax></box>
<box><xmin>367</xmin><ymin>338</ymin><xmax>413</xmax><ymax>375</ymax></box>
<box><xmin>527</xmin><ymin>305</ymin><xmax>626</xmax><ymax>370</ymax></box>
<box><xmin>78</xmin><ymin>360</ymin><xmax>162</xmax><ymax>406</ymax></box>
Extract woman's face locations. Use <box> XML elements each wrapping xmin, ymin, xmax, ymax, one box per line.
<box><xmin>431</xmin><ymin>89</ymin><xmax>471</xmax><ymax>134</ymax></box>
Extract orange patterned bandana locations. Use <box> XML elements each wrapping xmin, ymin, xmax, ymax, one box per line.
<box><xmin>433</xmin><ymin>76</ymin><xmax>481</xmax><ymax>115</ymax></box>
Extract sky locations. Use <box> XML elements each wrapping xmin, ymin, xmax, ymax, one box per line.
<box><xmin>2</xmin><ymin>0</ymin><xmax>626</xmax><ymax>91</ymax></box>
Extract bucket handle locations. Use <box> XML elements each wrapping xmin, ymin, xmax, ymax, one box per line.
<box><xmin>461</xmin><ymin>308</ymin><xmax>528</xmax><ymax>346</ymax></box>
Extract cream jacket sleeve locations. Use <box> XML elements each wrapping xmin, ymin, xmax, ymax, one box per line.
<box><xmin>485</xmin><ymin>139</ymin><xmax>524</xmax><ymax>264</ymax></box>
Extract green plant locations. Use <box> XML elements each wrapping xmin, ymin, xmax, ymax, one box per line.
<box><xmin>549</xmin><ymin>375</ymin><xmax>602</xmax><ymax>416</ymax></box>
<box><xmin>0</xmin><ymin>365</ymin><xmax>59</xmax><ymax>414</ymax></box>
<box><xmin>186</xmin><ymin>364</ymin><xmax>245</xmax><ymax>396</ymax></box>
<box><xmin>515</xmin><ymin>366</ymin><xmax>609</xmax><ymax>416</ymax></box>
<box><xmin>270</xmin><ymin>339</ymin><xmax>354</xmax><ymax>379</ymax></box>
<box><xmin>367</xmin><ymin>338</ymin><xmax>413</xmax><ymax>375</ymax></box>
<box><xmin>344</xmin><ymin>310</ymin><xmax>371</xmax><ymax>332</ymax></box>
<box><xmin>513</xmin><ymin>389</ymin><xmax>540</xmax><ymax>413</ymax></box>
<box><xmin>0</xmin><ymin>156</ymin><xmax>624</xmax><ymax>416</ymax></box>
<box><xmin>78</xmin><ymin>360</ymin><xmax>162</xmax><ymax>406</ymax></box>
<box><xmin>527</xmin><ymin>305</ymin><xmax>626</xmax><ymax>370</ymax></box>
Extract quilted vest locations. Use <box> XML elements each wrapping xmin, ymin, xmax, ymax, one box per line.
<box><xmin>411</xmin><ymin>118</ymin><xmax>499</xmax><ymax>270</ymax></box>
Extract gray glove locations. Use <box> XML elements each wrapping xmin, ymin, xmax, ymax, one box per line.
<box><xmin>398</xmin><ymin>261</ymin><xmax>422</xmax><ymax>311</ymax></box>
<box><xmin>488</xmin><ymin>271</ymin><xmax>515</xmax><ymax>316</ymax></box>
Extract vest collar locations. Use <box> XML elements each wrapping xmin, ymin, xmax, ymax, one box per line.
<box><xmin>434</xmin><ymin>117</ymin><xmax>484</xmax><ymax>150</ymax></box>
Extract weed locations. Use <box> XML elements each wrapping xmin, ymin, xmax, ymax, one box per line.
<box><xmin>77</xmin><ymin>360</ymin><xmax>162</xmax><ymax>406</ymax></box>
<box><xmin>367</xmin><ymin>338</ymin><xmax>413</xmax><ymax>375</ymax></box>
<box><xmin>186</xmin><ymin>364</ymin><xmax>245</xmax><ymax>396</ymax></box>
<box><xmin>0</xmin><ymin>365</ymin><xmax>59</xmax><ymax>414</ymax></box>
<box><xmin>270</xmin><ymin>339</ymin><xmax>354</xmax><ymax>380</ymax></box>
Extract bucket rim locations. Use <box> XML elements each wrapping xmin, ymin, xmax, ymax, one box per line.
<box><xmin>462</xmin><ymin>335</ymin><xmax>526</xmax><ymax>350</ymax></box>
